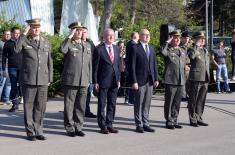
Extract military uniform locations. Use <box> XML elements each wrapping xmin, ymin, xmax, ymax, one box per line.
<box><xmin>161</xmin><ymin>41</ymin><xmax>186</xmax><ymax>127</ymax></box>
<box><xmin>188</xmin><ymin>32</ymin><xmax>210</xmax><ymax>125</ymax></box>
<box><xmin>180</xmin><ymin>43</ymin><xmax>191</xmax><ymax>99</ymax></box>
<box><xmin>60</xmin><ymin>22</ymin><xmax>92</xmax><ymax>134</ymax></box>
<box><xmin>15</xmin><ymin>23</ymin><xmax>53</xmax><ymax>137</ymax></box>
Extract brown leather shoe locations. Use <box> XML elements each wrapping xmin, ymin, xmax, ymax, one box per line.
<box><xmin>107</xmin><ymin>127</ymin><xmax>119</xmax><ymax>133</ymax></box>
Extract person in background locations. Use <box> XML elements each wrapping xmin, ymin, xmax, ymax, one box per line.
<box><xmin>212</xmin><ymin>40</ymin><xmax>232</xmax><ymax>93</ymax></box>
<box><xmin>118</xmin><ymin>40</ymin><xmax>128</xmax><ymax>104</ymax></box>
<box><xmin>230</xmin><ymin>29</ymin><xmax>235</xmax><ymax>80</ymax></box>
<box><xmin>3</xmin><ymin>26</ymin><xmax>21</xmax><ymax>112</ymax></box>
<box><xmin>82</xmin><ymin>26</ymin><xmax>96</xmax><ymax>118</ymax></box>
<box><xmin>180</xmin><ymin>31</ymin><xmax>191</xmax><ymax>101</ymax></box>
<box><xmin>125</xmin><ymin>32</ymin><xmax>139</xmax><ymax>105</ymax></box>
<box><xmin>0</xmin><ymin>30</ymin><xmax>11</xmax><ymax>105</ymax></box>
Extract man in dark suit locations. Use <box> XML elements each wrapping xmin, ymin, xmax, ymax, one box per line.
<box><xmin>160</xmin><ymin>30</ymin><xmax>186</xmax><ymax>129</ymax></box>
<box><xmin>125</xmin><ymin>32</ymin><xmax>139</xmax><ymax>105</ymax></box>
<box><xmin>93</xmin><ymin>28</ymin><xmax>120</xmax><ymax>134</ymax></box>
<box><xmin>15</xmin><ymin>18</ymin><xmax>53</xmax><ymax>141</ymax></box>
<box><xmin>188</xmin><ymin>31</ymin><xmax>210</xmax><ymax>127</ymax></box>
<box><xmin>129</xmin><ymin>29</ymin><xmax>159</xmax><ymax>133</ymax></box>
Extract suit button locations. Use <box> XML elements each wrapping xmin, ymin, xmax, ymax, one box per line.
<box><xmin>38</xmin><ymin>67</ymin><xmax>40</xmax><ymax>69</ymax></box>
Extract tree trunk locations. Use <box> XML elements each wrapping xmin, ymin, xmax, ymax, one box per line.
<box><xmin>100</xmin><ymin>0</ymin><xmax>112</xmax><ymax>37</ymax></box>
<box><xmin>130</xmin><ymin>0</ymin><xmax>136</xmax><ymax>25</ymax></box>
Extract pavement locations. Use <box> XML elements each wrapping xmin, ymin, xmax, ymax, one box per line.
<box><xmin>0</xmin><ymin>93</ymin><xmax>235</xmax><ymax>155</ymax></box>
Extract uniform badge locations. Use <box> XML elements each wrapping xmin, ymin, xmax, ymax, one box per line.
<box><xmin>198</xmin><ymin>56</ymin><xmax>201</xmax><ymax>59</ymax></box>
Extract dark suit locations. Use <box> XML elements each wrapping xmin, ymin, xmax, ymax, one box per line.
<box><xmin>125</xmin><ymin>40</ymin><xmax>137</xmax><ymax>104</ymax></box>
<box><xmin>15</xmin><ymin>34</ymin><xmax>53</xmax><ymax>136</ymax></box>
<box><xmin>93</xmin><ymin>43</ymin><xmax>120</xmax><ymax>129</ymax></box>
<box><xmin>129</xmin><ymin>42</ymin><xmax>158</xmax><ymax>128</ymax></box>
<box><xmin>188</xmin><ymin>45</ymin><xmax>210</xmax><ymax>124</ymax></box>
<box><xmin>160</xmin><ymin>43</ymin><xmax>186</xmax><ymax>126</ymax></box>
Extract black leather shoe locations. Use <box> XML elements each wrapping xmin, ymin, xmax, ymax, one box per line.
<box><xmin>67</xmin><ymin>132</ymin><xmax>76</xmax><ymax>137</ymax></box>
<box><xmin>135</xmin><ymin>127</ymin><xmax>144</xmax><ymax>133</ymax></box>
<box><xmin>75</xmin><ymin>130</ymin><xmax>86</xmax><ymax>137</ymax></box>
<box><xmin>9</xmin><ymin>105</ymin><xmax>19</xmax><ymax>112</ymax></box>
<box><xmin>35</xmin><ymin>135</ymin><xmax>47</xmax><ymax>140</ymax></box>
<box><xmin>143</xmin><ymin>126</ymin><xmax>155</xmax><ymax>132</ymax></box>
<box><xmin>27</xmin><ymin>136</ymin><xmax>36</xmax><ymax>141</ymax></box>
<box><xmin>166</xmin><ymin>125</ymin><xmax>175</xmax><ymax>129</ymax></box>
<box><xmin>190</xmin><ymin>122</ymin><xmax>198</xmax><ymax>127</ymax></box>
<box><xmin>174</xmin><ymin>124</ymin><xmax>183</xmax><ymax>129</ymax></box>
<box><xmin>85</xmin><ymin>112</ymin><xmax>97</xmax><ymax>118</ymax></box>
<box><xmin>198</xmin><ymin>121</ymin><xmax>208</xmax><ymax>126</ymax></box>
<box><xmin>107</xmin><ymin>127</ymin><xmax>118</xmax><ymax>133</ymax></box>
<box><xmin>100</xmin><ymin>128</ymin><xmax>109</xmax><ymax>134</ymax></box>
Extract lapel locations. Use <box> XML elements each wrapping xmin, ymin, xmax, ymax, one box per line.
<box><xmin>137</xmin><ymin>42</ymin><xmax>149</xmax><ymax>61</ymax></box>
<box><xmin>101</xmin><ymin>44</ymin><xmax>112</xmax><ymax>64</ymax></box>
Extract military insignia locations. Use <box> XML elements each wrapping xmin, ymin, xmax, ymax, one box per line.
<box><xmin>25</xmin><ymin>45</ymin><xmax>33</xmax><ymax>49</ymax></box>
<box><xmin>72</xmin><ymin>48</ymin><xmax>78</xmax><ymax>51</ymax></box>
<box><xmin>198</xmin><ymin>56</ymin><xmax>201</xmax><ymax>59</ymax></box>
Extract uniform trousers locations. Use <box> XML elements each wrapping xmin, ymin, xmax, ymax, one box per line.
<box><xmin>22</xmin><ymin>84</ymin><xmax>48</xmax><ymax>136</ymax></box>
<box><xmin>188</xmin><ymin>81</ymin><xmax>208</xmax><ymax>123</ymax></box>
<box><xmin>63</xmin><ymin>85</ymin><xmax>87</xmax><ymax>133</ymax></box>
<box><xmin>164</xmin><ymin>84</ymin><xmax>183</xmax><ymax>125</ymax></box>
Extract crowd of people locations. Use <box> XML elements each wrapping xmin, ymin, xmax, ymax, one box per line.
<box><xmin>0</xmin><ymin>18</ymin><xmax>234</xmax><ymax>141</ymax></box>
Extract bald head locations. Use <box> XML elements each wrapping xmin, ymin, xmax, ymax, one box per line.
<box><xmin>139</xmin><ymin>29</ymin><xmax>150</xmax><ymax>43</ymax></box>
<box><xmin>103</xmin><ymin>28</ymin><xmax>115</xmax><ymax>45</ymax></box>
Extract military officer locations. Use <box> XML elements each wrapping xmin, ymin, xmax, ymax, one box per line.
<box><xmin>60</xmin><ymin>22</ymin><xmax>92</xmax><ymax>137</ymax></box>
<box><xmin>15</xmin><ymin>18</ymin><xmax>53</xmax><ymax>141</ymax></box>
<box><xmin>160</xmin><ymin>30</ymin><xmax>186</xmax><ymax>129</ymax></box>
<box><xmin>180</xmin><ymin>31</ymin><xmax>191</xmax><ymax>101</ymax></box>
<box><xmin>188</xmin><ymin>31</ymin><xmax>210</xmax><ymax>127</ymax></box>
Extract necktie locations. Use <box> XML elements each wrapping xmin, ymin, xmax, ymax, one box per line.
<box><xmin>108</xmin><ymin>46</ymin><xmax>114</xmax><ymax>64</ymax></box>
<box><xmin>145</xmin><ymin>44</ymin><xmax>150</xmax><ymax>60</ymax></box>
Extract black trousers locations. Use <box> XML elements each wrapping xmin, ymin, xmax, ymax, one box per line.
<box><xmin>97</xmin><ymin>83</ymin><xmax>118</xmax><ymax>130</ymax></box>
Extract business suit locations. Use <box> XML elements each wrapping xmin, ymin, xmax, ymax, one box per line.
<box><xmin>160</xmin><ymin>43</ymin><xmax>186</xmax><ymax>126</ymax></box>
<box><xmin>125</xmin><ymin>40</ymin><xmax>137</xmax><ymax>104</ymax></box>
<box><xmin>129</xmin><ymin>42</ymin><xmax>158</xmax><ymax>128</ymax></box>
<box><xmin>93</xmin><ymin>43</ymin><xmax>120</xmax><ymax>130</ymax></box>
<box><xmin>15</xmin><ymin>34</ymin><xmax>53</xmax><ymax>136</ymax></box>
<box><xmin>188</xmin><ymin>44</ymin><xmax>210</xmax><ymax>124</ymax></box>
<box><xmin>60</xmin><ymin>37</ymin><xmax>92</xmax><ymax>133</ymax></box>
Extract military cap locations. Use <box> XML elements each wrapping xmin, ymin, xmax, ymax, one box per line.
<box><xmin>169</xmin><ymin>30</ymin><xmax>181</xmax><ymax>36</ymax></box>
<box><xmin>192</xmin><ymin>31</ymin><xmax>205</xmax><ymax>38</ymax></box>
<box><xmin>68</xmin><ymin>22</ymin><xmax>83</xmax><ymax>29</ymax></box>
<box><xmin>181</xmin><ymin>31</ymin><xmax>190</xmax><ymax>38</ymax></box>
<box><xmin>25</xmin><ymin>18</ymin><xmax>41</xmax><ymax>26</ymax></box>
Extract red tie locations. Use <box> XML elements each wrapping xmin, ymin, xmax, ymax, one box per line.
<box><xmin>108</xmin><ymin>46</ymin><xmax>114</xmax><ymax>64</ymax></box>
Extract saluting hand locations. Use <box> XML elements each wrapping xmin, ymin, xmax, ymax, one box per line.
<box><xmin>68</xmin><ymin>28</ymin><xmax>77</xmax><ymax>39</ymax></box>
<box><xmin>23</xmin><ymin>25</ymin><xmax>30</xmax><ymax>35</ymax></box>
<box><xmin>166</xmin><ymin>36</ymin><xmax>173</xmax><ymax>44</ymax></box>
